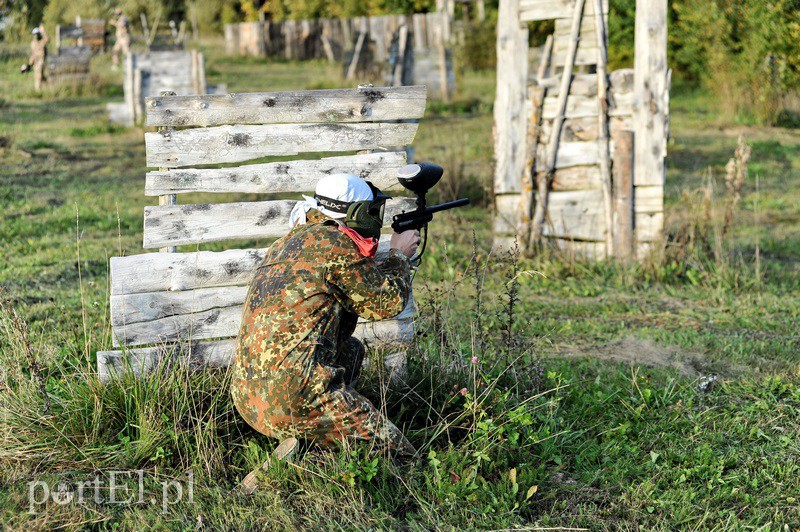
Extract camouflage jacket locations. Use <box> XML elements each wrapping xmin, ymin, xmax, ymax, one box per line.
<box><xmin>29</xmin><ymin>34</ymin><xmax>48</xmax><ymax>64</ymax></box>
<box><xmin>231</xmin><ymin>209</ymin><xmax>411</xmax><ymax>430</ymax></box>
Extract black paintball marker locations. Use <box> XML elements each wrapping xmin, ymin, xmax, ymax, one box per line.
<box><xmin>391</xmin><ymin>162</ymin><xmax>470</xmax><ymax>261</ymax></box>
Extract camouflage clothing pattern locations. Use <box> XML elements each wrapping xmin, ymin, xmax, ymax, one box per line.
<box><xmin>29</xmin><ymin>31</ymin><xmax>48</xmax><ymax>91</ymax></box>
<box><xmin>112</xmin><ymin>15</ymin><xmax>130</xmax><ymax>64</ymax></box>
<box><xmin>231</xmin><ymin>210</ymin><xmax>415</xmax><ymax>456</ymax></box>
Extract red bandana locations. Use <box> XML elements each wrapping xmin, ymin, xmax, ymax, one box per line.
<box><xmin>338</xmin><ymin>225</ymin><xmax>378</xmax><ymax>258</ymax></box>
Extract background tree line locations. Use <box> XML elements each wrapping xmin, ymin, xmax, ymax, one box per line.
<box><xmin>2</xmin><ymin>0</ymin><xmax>798</xmax><ymax>124</ymax></box>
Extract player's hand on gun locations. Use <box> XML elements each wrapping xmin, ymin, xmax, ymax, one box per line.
<box><xmin>390</xmin><ymin>229</ymin><xmax>421</xmax><ymax>259</ymax></box>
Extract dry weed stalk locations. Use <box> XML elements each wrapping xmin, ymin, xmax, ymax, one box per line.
<box><xmin>722</xmin><ymin>135</ymin><xmax>751</xmax><ymax>238</ymax></box>
<box><xmin>0</xmin><ymin>298</ymin><xmax>51</xmax><ymax>414</ymax></box>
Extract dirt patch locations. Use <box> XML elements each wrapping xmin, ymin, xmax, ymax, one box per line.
<box><xmin>553</xmin><ymin>336</ymin><xmax>715</xmax><ymax>377</ymax></box>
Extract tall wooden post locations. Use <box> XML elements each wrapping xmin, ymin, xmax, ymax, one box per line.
<box><xmin>158</xmin><ymin>90</ymin><xmax>178</xmax><ymax>253</ymax></box>
<box><xmin>493</xmin><ymin>0</ymin><xmax>528</xmax><ymax>249</ymax></box>
<box><xmin>633</xmin><ymin>0</ymin><xmax>669</xmax><ymax>256</ymax></box>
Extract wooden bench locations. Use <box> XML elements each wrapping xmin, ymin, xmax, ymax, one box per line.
<box><xmin>98</xmin><ymin>85</ymin><xmax>427</xmax><ymax>380</ymax></box>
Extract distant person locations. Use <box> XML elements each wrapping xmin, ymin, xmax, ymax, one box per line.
<box><xmin>112</xmin><ymin>8</ymin><xmax>131</xmax><ymax>65</ymax></box>
<box><xmin>25</xmin><ymin>26</ymin><xmax>49</xmax><ymax>91</ymax></box>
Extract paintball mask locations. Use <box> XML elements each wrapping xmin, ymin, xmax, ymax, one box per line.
<box><xmin>343</xmin><ymin>182</ymin><xmax>391</xmax><ymax>240</ymax></box>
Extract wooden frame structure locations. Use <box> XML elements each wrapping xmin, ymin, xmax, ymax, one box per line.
<box><xmin>493</xmin><ymin>0</ymin><xmax>670</xmax><ymax>260</ymax></box>
<box><xmin>107</xmin><ymin>50</ymin><xmax>210</xmax><ymax>126</ymax></box>
<box><xmin>98</xmin><ymin>85</ymin><xmax>427</xmax><ymax>380</ymax></box>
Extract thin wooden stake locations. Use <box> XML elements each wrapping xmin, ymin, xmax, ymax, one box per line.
<box><xmin>593</xmin><ymin>0</ymin><xmax>614</xmax><ymax>257</ymax></box>
<box><xmin>159</xmin><ymin>90</ymin><xmax>177</xmax><ymax>254</ymax></box>
<box><xmin>518</xmin><ymin>34</ymin><xmax>553</xmax><ymax>254</ymax></box>
<box><xmin>530</xmin><ymin>0</ymin><xmax>586</xmax><ymax>247</ymax></box>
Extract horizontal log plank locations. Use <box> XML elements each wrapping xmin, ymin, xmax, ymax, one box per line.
<box><xmin>634</xmin><ymin>185</ymin><xmax>663</xmax><ymax>213</ymax></box>
<box><xmin>111</xmin><ymin>236</ymin><xmax>398</xmax><ymax>296</ymax></box>
<box><xmin>142</xmin><ymin>197</ymin><xmax>417</xmax><ymax>248</ymax></box>
<box><xmin>542</xmin><ymin>92</ymin><xmax>633</xmax><ymax>120</ymax></box>
<box><xmin>111</xmin><ymin>249</ymin><xmax>268</xmax><ymax>295</ymax></box>
<box><xmin>520</xmin><ymin>0</ymin><xmax>607</xmax><ymax>21</ymax></box>
<box><xmin>111</xmin><ymin>283</ymin><xmax>415</xmax><ymax>327</ymax></box>
<box><xmin>535</xmin><ymin>140</ymin><xmax>611</xmax><ymax>170</ymax></box>
<box><xmin>99</xmin><ymin>314</ymin><xmax>414</xmax><ymax>380</ymax></box>
<box><xmin>145</xmin><ymin>122</ymin><xmax>420</xmax><ymax>168</ymax></box>
<box><xmin>145</xmin><ymin>86</ymin><xmax>427</xmax><ymax>127</ymax></box>
<box><xmin>145</xmin><ymin>152</ymin><xmax>408</xmax><ymax>195</ymax></box>
<box><xmin>635</xmin><ymin>211</ymin><xmax>663</xmax><ymax>242</ymax></box>
<box><xmin>112</xmin><ymin>296</ymin><xmax>416</xmax><ymax>347</ymax></box>
<box><xmin>542</xmin><ymin>189</ymin><xmax>607</xmax><ymax>241</ymax></box>
<box><xmin>548</xmin><ymin>238</ymin><xmax>607</xmax><ymax>259</ymax></box>
<box><xmin>538</xmin><ymin>116</ymin><xmax>632</xmax><ymax>142</ymax></box>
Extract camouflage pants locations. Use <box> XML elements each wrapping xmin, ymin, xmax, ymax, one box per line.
<box><xmin>33</xmin><ymin>60</ymin><xmax>45</xmax><ymax>91</ymax></box>
<box><xmin>238</xmin><ymin>337</ymin><xmax>416</xmax><ymax>458</ymax></box>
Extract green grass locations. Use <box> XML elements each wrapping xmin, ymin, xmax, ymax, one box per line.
<box><xmin>1</xmin><ymin>37</ymin><xmax>800</xmax><ymax>529</ymax></box>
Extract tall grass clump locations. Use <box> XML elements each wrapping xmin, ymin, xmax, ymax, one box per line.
<box><xmin>0</xmin><ymin>238</ymin><xmax>566</xmax><ymax>528</ymax></box>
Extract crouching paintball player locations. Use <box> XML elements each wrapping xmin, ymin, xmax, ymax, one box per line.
<box><xmin>232</xmin><ymin>173</ymin><xmax>420</xmax><ymax>490</ymax></box>
<box><xmin>22</xmin><ymin>26</ymin><xmax>49</xmax><ymax>91</ymax></box>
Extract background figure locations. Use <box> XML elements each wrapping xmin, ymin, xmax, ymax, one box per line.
<box><xmin>28</xmin><ymin>26</ymin><xmax>48</xmax><ymax>91</ymax></box>
<box><xmin>112</xmin><ymin>8</ymin><xmax>130</xmax><ymax>65</ymax></box>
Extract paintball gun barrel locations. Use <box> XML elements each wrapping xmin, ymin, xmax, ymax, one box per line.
<box><xmin>390</xmin><ymin>162</ymin><xmax>470</xmax><ymax>260</ymax></box>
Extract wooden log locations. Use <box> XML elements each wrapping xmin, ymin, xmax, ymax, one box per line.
<box><xmin>99</xmin><ymin>312</ymin><xmax>414</xmax><ymax>380</ymax></box>
<box><xmin>197</xmin><ymin>52</ymin><xmax>207</xmax><ymax>95</ymax></box>
<box><xmin>634</xmin><ymin>184</ymin><xmax>663</xmax><ymax>213</ymax></box>
<box><xmin>145</xmin><ymin>122</ymin><xmax>420</xmax><ymax>168</ymax></box>
<box><xmin>548</xmin><ymin>238</ymin><xmax>607</xmax><ymax>259</ymax></box>
<box><xmin>541</xmin><ymin>189</ymin><xmax>606</xmax><ymax>241</ymax></box>
<box><xmin>530</xmin><ymin>0</ymin><xmax>586</xmax><ymax>246</ymax></box>
<box><xmin>112</xmin><ymin>284</ymin><xmax>416</xmax><ymax>330</ymax></box>
<box><xmin>633</xmin><ymin>0</ymin><xmax>669</xmax><ymax>187</ymax></box>
<box><xmin>493</xmin><ymin>193</ymin><xmax>520</xmax><ymax>235</ymax></box>
<box><xmin>593</xmin><ymin>0</ymin><xmax>614</xmax><ymax>256</ymax></box>
<box><xmin>158</xmin><ymin>92</ymin><xmax>178</xmax><ymax>253</ymax></box>
<box><xmin>542</xmin><ymin>91</ymin><xmax>633</xmax><ymax>119</ymax></box>
<box><xmin>191</xmin><ymin>49</ymin><xmax>200</xmax><ymax>94</ymax></box>
<box><xmin>111</xmin><ymin>249</ymin><xmax>269</xmax><ymax>295</ymax></box>
<box><xmin>112</xmin><ymin>294</ymin><xmax>416</xmax><ymax>348</ymax></box>
<box><xmin>112</xmin><ymin>285</ymin><xmax>249</xmax><ymax>326</ymax></box>
<box><xmin>492</xmin><ymin>0</ymin><xmax>529</xmax><ymax>195</ymax></box>
<box><xmin>611</xmin><ymin>130</ymin><xmax>633</xmax><ymax>260</ymax></box>
<box><xmin>142</xmin><ymin>197</ymin><xmax>417</xmax><ymax>249</ymax></box>
<box><xmin>145</xmin><ymin>85</ymin><xmax>427</xmax><ymax>127</ymax></box>
<box><xmin>552</xmin><ymin>165</ymin><xmax>601</xmax><ymax>190</ymax></box>
<box><xmin>517</xmin><ymin>35</ymin><xmax>553</xmax><ymax>254</ymax></box>
<box><xmin>635</xmin><ymin>211</ymin><xmax>663</xmax><ymax>242</ymax></box>
<box><xmin>133</xmin><ymin>67</ymin><xmax>144</xmax><ymax>124</ymax></box>
<box><xmin>145</xmin><ymin>152</ymin><xmax>408</xmax><ymax>196</ymax></box>
<box><xmin>519</xmin><ymin>0</ymin><xmax>606</xmax><ymax>21</ymax></box>
<box><xmin>346</xmin><ymin>24</ymin><xmax>367</xmax><ymax>81</ymax></box>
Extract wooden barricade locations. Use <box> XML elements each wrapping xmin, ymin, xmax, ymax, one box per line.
<box><xmin>48</xmin><ymin>45</ymin><xmax>92</xmax><ymax>83</ymax></box>
<box><xmin>108</xmin><ymin>50</ymin><xmax>210</xmax><ymax>126</ymax></box>
<box><xmin>493</xmin><ymin>0</ymin><xmax>669</xmax><ymax>260</ymax></box>
<box><xmin>97</xmin><ymin>85</ymin><xmax>427</xmax><ymax>380</ymax></box>
<box><xmin>56</xmin><ymin>17</ymin><xmax>106</xmax><ymax>54</ymax></box>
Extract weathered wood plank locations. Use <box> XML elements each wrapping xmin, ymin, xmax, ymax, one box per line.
<box><xmin>552</xmin><ymin>165</ymin><xmax>601</xmax><ymax>190</ymax></box>
<box><xmin>145</xmin><ymin>152</ymin><xmax>408</xmax><ymax>196</ymax></box>
<box><xmin>142</xmin><ymin>197</ymin><xmax>417</xmax><ymax>249</ymax></box>
<box><xmin>633</xmin><ymin>0</ymin><xmax>669</xmax><ymax>187</ymax></box>
<box><xmin>548</xmin><ymin>238</ymin><xmax>607</xmax><ymax>259</ymax></box>
<box><xmin>536</xmin><ymin>140</ymin><xmax>609</xmax><ymax>169</ymax></box>
<box><xmin>493</xmin><ymin>193</ymin><xmax>520</xmax><ymax>235</ymax></box>
<box><xmin>111</xmin><ymin>286</ymin><xmax>249</xmax><ymax>326</ymax></box>
<box><xmin>634</xmin><ymin>185</ymin><xmax>663</xmax><ymax>213</ymax></box>
<box><xmin>145</xmin><ymin>122</ymin><xmax>420</xmax><ymax>168</ymax></box>
<box><xmin>612</xmin><ymin>130</ymin><xmax>634</xmax><ymax>260</ymax></box>
<box><xmin>111</xmin><ymin>236</ymin><xmax>398</xmax><ymax>296</ymax></box>
<box><xmin>111</xmin><ymin>249</ymin><xmax>268</xmax><ymax>295</ymax></box>
<box><xmin>112</xmin><ymin>296</ymin><xmax>416</xmax><ymax>347</ymax></box>
<box><xmin>542</xmin><ymin>91</ymin><xmax>633</xmax><ymax>119</ymax></box>
<box><xmin>519</xmin><ymin>0</ymin><xmax>607</xmax><ymax>21</ymax></box>
<box><xmin>493</xmin><ymin>0</ymin><xmax>529</xmax><ymax>196</ymax></box>
<box><xmin>99</xmin><ymin>313</ymin><xmax>414</xmax><ymax>380</ymax></box>
<box><xmin>145</xmin><ymin>86</ymin><xmax>427</xmax><ymax>127</ymax></box>
<box><xmin>542</xmin><ymin>189</ymin><xmax>606</xmax><ymax>241</ymax></box>
<box><xmin>635</xmin><ymin>211</ymin><xmax>663</xmax><ymax>242</ymax></box>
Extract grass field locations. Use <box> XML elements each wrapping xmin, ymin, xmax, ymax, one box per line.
<box><xmin>1</xmin><ymin>39</ymin><xmax>799</xmax><ymax>530</ymax></box>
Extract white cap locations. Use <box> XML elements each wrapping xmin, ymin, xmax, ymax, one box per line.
<box><xmin>32</xmin><ymin>28</ymin><xmax>41</xmax><ymax>35</ymax></box>
<box><xmin>289</xmin><ymin>173</ymin><xmax>373</xmax><ymax>226</ymax></box>
<box><xmin>313</xmin><ymin>173</ymin><xmax>373</xmax><ymax>218</ymax></box>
